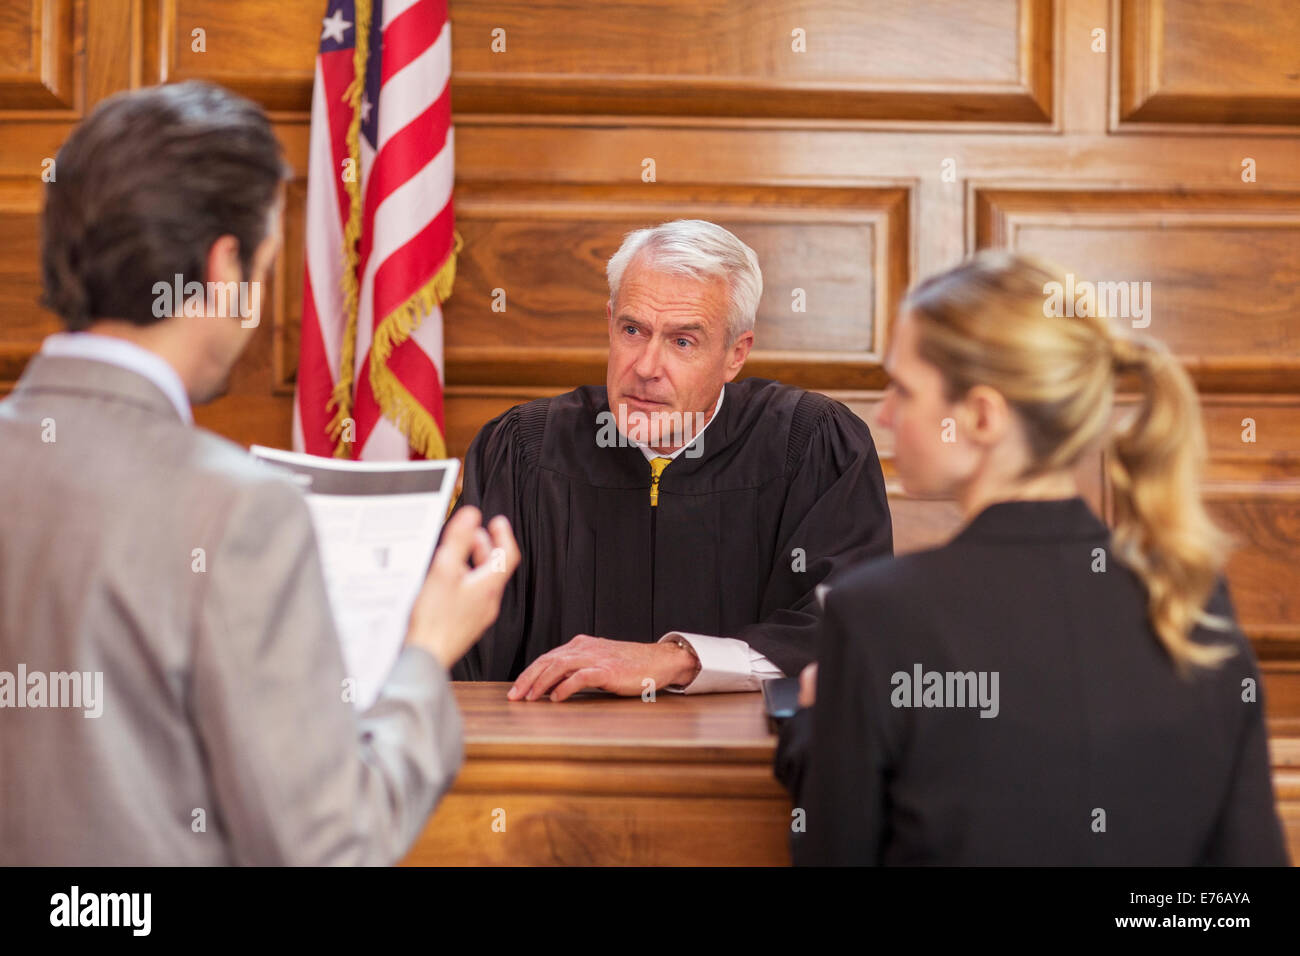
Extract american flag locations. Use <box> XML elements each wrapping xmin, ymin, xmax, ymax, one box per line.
<box><xmin>294</xmin><ymin>0</ymin><xmax>456</xmax><ymax>460</ymax></box>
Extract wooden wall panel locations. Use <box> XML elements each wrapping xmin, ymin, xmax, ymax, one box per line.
<box><xmin>1202</xmin><ymin>396</ymin><xmax>1300</xmax><ymax>483</ymax></box>
<box><xmin>272</xmin><ymin>176</ymin><xmax>307</xmax><ymax>395</ymax></box>
<box><xmin>140</xmin><ymin>0</ymin><xmax>319</xmax><ymax>112</ymax></box>
<box><xmin>0</xmin><ymin>0</ymin><xmax>77</xmax><ymax>111</ymax></box>
<box><xmin>1205</xmin><ymin>487</ymin><xmax>1300</xmax><ymax>657</ymax></box>
<box><xmin>0</xmin><ymin>176</ymin><xmax>54</xmax><ymax>384</ymax></box>
<box><xmin>1267</xmin><ymin>669</ymin><xmax>1300</xmax><ymax>737</ymax></box>
<box><xmin>135</xmin><ymin>0</ymin><xmax>1054</xmax><ymax>123</ymax></box>
<box><xmin>437</xmin><ymin>182</ymin><xmax>908</xmax><ymax>389</ymax></box>
<box><xmin>974</xmin><ymin>188</ymin><xmax>1300</xmax><ymax>393</ymax></box>
<box><xmin>1201</xmin><ymin>395</ymin><xmax>1300</xmax><ymax>658</ymax></box>
<box><xmin>451</xmin><ymin>0</ymin><xmax>1053</xmax><ymax>123</ymax></box>
<box><xmin>1118</xmin><ymin>0</ymin><xmax>1300</xmax><ymax>128</ymax></box>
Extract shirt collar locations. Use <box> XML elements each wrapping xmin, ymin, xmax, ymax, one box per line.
<box><xmin>40</xmin><ymin>332</ymin><xmax>194</xmax><ymax>425</ymax></box>
<box><xmin>634</xmin><ymin>386</ymin><xmax>726</xmax><ymax>463</ymax></box>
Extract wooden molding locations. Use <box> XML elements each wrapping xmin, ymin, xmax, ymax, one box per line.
<box><xmin>0</xmin><ymin>0</ymin><xmax>77</xmax><ymax>111</ymax></box>
<box><xmin>973</xmin><ymin>187</ymin><xmax>1300</xmax><ymax>393</ymax></box>
<box><xmin>1116</xmin><ymin>0</ymin><xmax>1300</xmax><ymax>129</ymax></box>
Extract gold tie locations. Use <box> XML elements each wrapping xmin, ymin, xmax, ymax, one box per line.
<box><xmin>649</xmin><ymin>456</ymin><xmax>672</xmax><ymax>507</ymax></box>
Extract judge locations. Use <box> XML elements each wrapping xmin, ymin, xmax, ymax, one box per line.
<box><xmin>452</xmin><ymin>219</ymin><xmax>893</xmax><ymax>698</ymax></box>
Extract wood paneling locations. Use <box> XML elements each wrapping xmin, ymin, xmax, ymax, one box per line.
<box><xmin>974</xmin><ymin>188</ymin><xmax>1300</xmax><ymax>393</ymax></box>
<box><xmin>1118</xmin><ymin>0</ymin><xmax>1300</xmax><ymax>128</ymax></box>
<box><xmin>272</xmin><ymin>176</ymin><xmax>306</xmax><ymax>395</ymax></box>
<box><xmin>1202</xmin><ymin>396</ymin><xmax>1300</xmax><ymax>483</ymax></box>
<box><xmin>133</xmin><ymin>0</ymin><xmax>1054</xmax><ymax>123</ymax></box>
<box><xmin>1274</xmin><ymin>738</ymin><xmax>1300</xmax><ymax>859</ymax></box>
<box><xmin>1267</xmin><ymin>665</ymin><xmax>1300</xmax><ymax>737</ymax></box>
<box><xmin>0</xmin><ymin>0</ymin><xmax>77</xmax><ymax>111</ymax></box>
<box><xmin>438</xmin><ymin>182</ymin><xmax>909</xmax><ymax>389</ymax></box>
<box><xmin>451</xmin><ymin>0</ymin><xmax>1053</xmax><ymax>124</ymax></box>
<box><xmin>0</xmin><ymin>175</ymin><xmax>52</xmax><ymax>385</ymax></box>
<box><xmin>140</xmin><ymin>0</ymin><xmax>321</xmax><ymax>112</ymax></box>
<box><xmin>1205</xmin><ymin>396</ymin><xmax>1300</xmax><ymax>661</ymax></box>
<box><xmin>1205</xmin><ymin>486</ymin><xmax>1300</xmax><ymax>657</ymax></box>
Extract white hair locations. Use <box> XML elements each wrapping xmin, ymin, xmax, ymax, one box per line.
<box><xmin>605</xmin><ymin>219</ymin><xmax>762</xmax><ymax>345</ymax></box>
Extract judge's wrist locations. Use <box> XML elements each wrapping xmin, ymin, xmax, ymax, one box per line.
<box><xmin>663</xmin><ymin>637</ymin><xmax>702</xmax><ymax>688</ymax></box>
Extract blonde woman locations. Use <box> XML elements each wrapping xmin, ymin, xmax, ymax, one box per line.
<box><xmin>778</xmin><ymin>250</ymin><xmax>1289</xmax><ymax>866</ymax></box>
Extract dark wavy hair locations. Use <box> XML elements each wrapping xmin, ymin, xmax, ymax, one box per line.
<box><xmin>40</xmin><ymin>80</ymin><xmax>288</xmax><ymax>330</ymax></box>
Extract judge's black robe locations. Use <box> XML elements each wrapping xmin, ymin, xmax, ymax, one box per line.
<box><xmin>449</xmin><ymin>377</ymin><xmax>893</xmax><ymax>682</ymax></box>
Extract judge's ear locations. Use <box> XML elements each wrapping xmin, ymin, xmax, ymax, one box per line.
<box><xmin>723</xmin><ymin>329</ymin><xmax>753</xmax><ymax>380</ymax></box>
<box><xmin>957</xmin><ymin>383</ymin><xmax>1012</xmax><ymax>449</ymax></box>
<box><xmin>605</xmin><ymin>299</ymin><xmax>614</xmax><ymax>336</ymax></box>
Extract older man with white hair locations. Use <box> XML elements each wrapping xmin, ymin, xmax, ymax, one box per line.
<box><xmin>451</xmin><ymin>219</ymin><xmax>893</xmax><ymax>699</ymax></box>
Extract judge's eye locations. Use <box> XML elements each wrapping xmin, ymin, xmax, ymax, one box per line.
<box><xmin>674</xmin><ymin>338</ymin><xmax>692</xmax><ymax>349</ymax></box>
<box><xmin>623</xmin><ymin>325</ymin><xmax>639</xmax><ymax>337</ymax></box>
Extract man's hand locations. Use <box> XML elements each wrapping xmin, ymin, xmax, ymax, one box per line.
<box><xmin>507</xmin><ymin>635</ymin><xmax>701</xmax><ymax>702</ymax></box>
<box><xmin>405</xmin><ymin>506</ymin><xmax>520</xmax><ymax>671</ymax></box>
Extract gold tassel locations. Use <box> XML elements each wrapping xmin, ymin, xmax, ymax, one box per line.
<box><xmin>367</xmin><ymin>231</ymin><xmax>463</xmax><ymax>460</ymax></box>
<box><xmin>326</xmin><ymin>0</ymin><xmax>372</xmax><ymax>459</ymax></box>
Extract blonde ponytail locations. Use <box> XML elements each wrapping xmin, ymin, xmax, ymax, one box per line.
<box><xmin>1107</xmin><ymin>335</ymin><xmax>1236</xmax><ymax>673</ymax></box>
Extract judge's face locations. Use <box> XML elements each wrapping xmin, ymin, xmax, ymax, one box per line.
<box><xmin>876</xmin><ymin>311</ymin><xmax>982</xmax><ymax>498</ymax></box>
<box><xmin>605</xmin><ymin>256</ymin><xmax>752</xmax><ymax>450</ymax></box>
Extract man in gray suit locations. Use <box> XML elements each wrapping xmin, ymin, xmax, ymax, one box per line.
<box><xmin>0</xmin><ymin>81</ymin><xmax>519</xmax><ymax>864</ymax></box>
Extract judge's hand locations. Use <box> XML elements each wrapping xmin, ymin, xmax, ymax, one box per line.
<box><xmin>798</xmin><ymin>662</ymin><xmax>818</xmax><ymax>708</ymax></box>
<box><xmin>507</xmin><ymin>635</ymin><xmax>701</xmax><ymax>702</ymax></box>
<box><xmin>405</xmin><ymin>506</ymin><xmax>520</xmax><ymax>671</ymax></box>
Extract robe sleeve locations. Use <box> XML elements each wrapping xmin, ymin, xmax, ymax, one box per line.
<box><xmin>731</xmin><ymin>396</ymin><xmax>893</xmax><ymax>678</ymax></box>
<box><xmin>447</xmin><ymin>406</ymin><xmax>534</xmax><ymax>682</ymax></box>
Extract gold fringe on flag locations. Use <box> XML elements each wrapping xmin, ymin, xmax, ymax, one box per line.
<box><xmin>326</xmin><ymin>0</ymin><xmax>372</xmax><ymax>459</ymax></box>
<box><xmin>367</xmin><ymin>231</ymin><xmax>463</xmax><ymax>460</ymax></box>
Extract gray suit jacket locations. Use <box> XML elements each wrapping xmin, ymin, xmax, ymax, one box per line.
<box><xmin>0</xmin><ymin>354</ymin><xmax>464</xmax><ymax>864</ymax></box>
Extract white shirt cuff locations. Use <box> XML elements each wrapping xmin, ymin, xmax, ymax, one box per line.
<box><xmin>657</xmin><ymin>632</ymin><xmax>785</xmax><ymax>694</ymax></box>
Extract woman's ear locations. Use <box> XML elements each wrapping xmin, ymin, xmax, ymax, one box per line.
<box><xmin>960</xmin><ymin>384</ymin><xmax>1011</xmax><ymax>449</ymax></box>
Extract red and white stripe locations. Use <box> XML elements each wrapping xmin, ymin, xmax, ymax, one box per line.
<box><xmin>294</xmin><ymin>0</ymin><xmax>454</xmax><ymax>461</ymax></box>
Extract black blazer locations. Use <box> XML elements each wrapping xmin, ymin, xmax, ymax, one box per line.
<box><xmin>775</xmin><ymin>497</ymin><xmax>1289</xmax><ymax>866</ymax></box>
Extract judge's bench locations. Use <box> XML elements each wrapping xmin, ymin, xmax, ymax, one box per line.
<box><xmin>401</xmin><ymin>683</ymin><xmax>1300</xmax><ymax>866</ymax></box>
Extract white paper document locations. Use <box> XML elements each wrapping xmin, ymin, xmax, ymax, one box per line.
<box><xmin>249</xmin><ymin>446</ymin><xmax>460</xmax><ymax>710</ymax></box>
